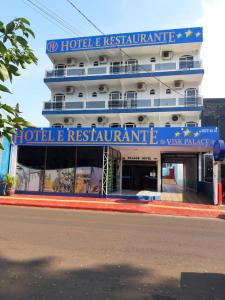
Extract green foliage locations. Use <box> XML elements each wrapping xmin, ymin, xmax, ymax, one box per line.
<box><xmin>3</xmin><ymin>173</ymin><xmax>16</xmax><ymax>188</ymax></box>
<box><xmin>0</xmin><ymin>17</ymin><xmax>38</xmax><ymax>147</ymax></box>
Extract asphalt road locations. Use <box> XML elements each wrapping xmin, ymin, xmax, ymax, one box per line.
<box><xmin>0</xmin><ymin>206</ymin><xmax>225</xmax><ymax>300</ymax></box>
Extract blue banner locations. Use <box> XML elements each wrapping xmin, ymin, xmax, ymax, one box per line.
<box><xmin>46</xmin><ymin>27</ymin><xmax>203</xmax><ymax>54</ymax></box>
<box><xmin>14</xmin><ymin>127</ymin><xmax>218</xmax><ymax>148</ymax></box>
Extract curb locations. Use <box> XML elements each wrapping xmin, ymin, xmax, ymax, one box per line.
<box><xmin>0</xmin><ymin>196</ymin><xmax>225</xmax><ymax>219</ymax></box>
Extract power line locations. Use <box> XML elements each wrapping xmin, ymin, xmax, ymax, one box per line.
<box><xmin>65</xmin><ymin>0</ymin><xmax>185</xmax><ymax>97</ymax></box>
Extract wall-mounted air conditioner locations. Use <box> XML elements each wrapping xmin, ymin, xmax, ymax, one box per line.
<box><xmin>137</xmin><ymin>115</ymin><xmax>149</xmax><ymax>123</ymax></box>
<box><xmin>173</xmin><ymin>80</ymin><xmax>184</xmax><ymax>89</ymax></box>
<box><xmin>137</xmin><ymin>82</ymin><xmax>147</xmax><ymax>92</ymax></box>
<box><xmin>99</xmin><ymin>55</ymin><xmax>108</xmax><ymax>64</ymax></box>
<box><xmin>171</xmin><ymin>114</ymin><xmax>182</xmax><ymax>122</ymax></box>
<box><xmin>97</xmin><ymin>116</ymin><xmax>108</xmax><ymax>125</ymax></box>
<box><xmin>98</xmin><ymin>84</ymin><xmax>108</xmax><ymax>93</ymax></box>
<box><xmin>67</xmin><ymin>57</ymin><xmax>77</xmax><ymax>65</ymax></box>
<box><xmin>64</xmin><ymin>117</ymin><xmax>75</xmax><ymax>125</ymax></box>
<box><xmin>65</xmin><ymin>86</ymin><xmax>75</xmax><ymax>95</ymax></box>
<box><xmin>161</xmin><ymin>51</ymin><xmax>173</xmax><ymax>60</ymax></box>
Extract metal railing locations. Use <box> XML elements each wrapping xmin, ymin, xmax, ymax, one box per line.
<box><xmin>45</xmin><ymin>60</ymin><xmax>202</xmax><ymax>79</ymax></box>
<box><xmin>43</xmin><ymin>97</ymin><xmax>203</xmax><ymax>111</ymax></box>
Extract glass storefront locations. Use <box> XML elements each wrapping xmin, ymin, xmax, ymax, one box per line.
<box><xmin>16</xmin><ymin>146</ymin><xmax>103</xmax><ymax>194</ymax></box>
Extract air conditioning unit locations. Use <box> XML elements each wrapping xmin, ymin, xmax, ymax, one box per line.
<box><xmin>137</xmin><ymin>115</ymin><xmax>149</xmax><ymax>123</ymax></box>
<box><xmin>67</xmin><ymin>57</ymin><xmax>77</xmax><ymax>65</ymax></box>
<box><xmin>171</xmin><ymin>114</ymin><xmax>182</xmax><ymax>122</ymax></box>
<box><xmin>161</xmin><ymin>51</ymin><xmax>173</xmax><ymax>60</ymax></box>
<box><xmin>97</xmin><ymin>116</ymin><xmax>108</xmax><ymax>125</ymax></box>
<box><xmin>99</xmin><ymin>55</ymin><xmax>108</xmax><ymax>64</ymax></box>
<box><xmin>65</xmin><ymin>86</ymin><xmax>75</xmax><ymax>94</ymax></box>
<box><xmin>98</xmin><ymin>84</ymin><xmax>108</xmax><ymax>93</ymax></box>
<box><xmin>173</xmin><ymin>80</ymin><xmax>184</xmax><ymax>89</ymax></box>
<box><xmin>137</xmin><ymin>82</ymin><xmax>147</xmax><ymax>92</ymax></box>
<box><xmin>64</xmin><ymin>117</ymin><xmax>75</xmax><ymax>125</ymax></box>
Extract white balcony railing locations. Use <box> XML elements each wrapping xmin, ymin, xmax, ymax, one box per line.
<box><xmin>43</xmin><ymin>97</ymin><xmax>203</xmax><ymax>111</ymax></box>
<box><xmin>45</xmin><ymin>61</ymin><xmax>202</xmax><ymax>79</ymax></box>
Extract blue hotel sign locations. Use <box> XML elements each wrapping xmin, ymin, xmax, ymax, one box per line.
<box><xmin>46</xmin><ymin>27</ymin><xmax>203</xmax><ymax>54</ymax></box>
<box><xmin>14</xmin><ymin>127</ymin><xmax>218</xmax><ymax>148</ymax></box>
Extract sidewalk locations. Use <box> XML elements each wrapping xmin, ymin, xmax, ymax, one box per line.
<box><xmin>0</xmin><ymin>194</ymin><xmax>224</xmax><ymax>219</ymax></box>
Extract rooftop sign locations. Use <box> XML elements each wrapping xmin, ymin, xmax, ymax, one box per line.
<box><xmin>14</xmin><ymin>126</ymin><xmax>217</xmax><ymax>148</ymax></box>
<box><xmin>46</xmin><ymin>27</ymin><xmax>203</xmax><ymax>54</ymax></box>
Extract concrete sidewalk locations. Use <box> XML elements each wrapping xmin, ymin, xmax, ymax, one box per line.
<box><xmin>0</xmin><ymin>194</ymin><xmax>224</xmax><ymax>219</ymax></box>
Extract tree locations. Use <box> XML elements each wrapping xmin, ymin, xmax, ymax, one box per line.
<box><xmin>0</xmin><ymin>17</ymin><xmax>38</xmax><ymax>148</ymax></box>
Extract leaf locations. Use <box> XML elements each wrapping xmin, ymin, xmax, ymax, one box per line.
<box><xmin>8</xmin><ymin>64</ymin><xmax>20</xmax><ymax>76</ymax></box>
<box><xmin>19</xmin><ymin>18</ymin><xmax>30</xmax><ymax>26</ymax></box>
<box><xmin>2</xmin><ymin>131</ymin><xmax>11</xmax><ymax>144</ymax></box>
<box><xmin>0</xmin><ymin>63</ymin><xmax>9</xmax><ymax>81</ymax></box>
<box><xmin>1</xmin><ymin>104</ymin><xmax>15</xmax><ymax>114</ymax></box>
<box><xmin>25</xmin><ymin>27</ymin><xmax>35</xmax><ymax>38</ymax></box>
<box><xmin>0</xmin><ymin>84</ymin><xmax>11</xmax><ymax>93</ymax></box>
<box><xmin>16</xmin><ymin>36</ymin><xmax>28</xmax><ymax>47</ymax></box>
<box><xmin>0</xmin><ymin>41</ymin><xmax>7</xmax><ymax>54</ymax></box>
<box><xmin>6</xmin><ymin>21</ymin><xmax>15</xmax><ymax>34</ymax></box>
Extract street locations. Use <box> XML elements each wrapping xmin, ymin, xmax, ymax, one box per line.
<box><xmin>0</xmin><ymin>206</ymin><xmax>225</xmax><ymax>299</ymax></box>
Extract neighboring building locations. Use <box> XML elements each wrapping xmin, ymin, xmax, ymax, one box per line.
<box><xmin>202</xmin><ymin>98</ymin><xmax>225</xmax><ymax>140</ymax></box>
<box><xmin>11</xmin><ymin>27</ymin><xmax>219</xmax><ymax>201</ymax></box>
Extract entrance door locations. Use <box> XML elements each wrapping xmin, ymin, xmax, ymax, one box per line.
<box><xmin>122</xmin><ymin>161</ymin><xmax>157</xmax><ymax>191</ymax></box>
<box><xmin>124</xmin><ymin>91</ymin><xmax>137</xmax><ymax>108</ymax></box>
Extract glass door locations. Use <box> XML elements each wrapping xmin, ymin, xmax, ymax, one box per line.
<box><xmin>110</xmin><ymin>61</ymin><xmax>122</xmax><ymax>74</ymax></box>
<box><xmin>124</xmin><ymin>91</ymin><xmax>137</xmax><ymax>108</ymax></box>
<box><xmin>55</xmin><ymin>64</ymin><xmax>66</xmax><ymax>77</ymax></box>
<box><xmin>179</xmin><ymin>55</ymin><xmax>194</xmax><ymax>69</ymax></box>
<box><xmin>185</xmin><ymin>88</ymin><xmax>198</xmax><ymax>106</ymax></box>
<box><xmin>125</xmin><ymin>59</ymin><xmax>138</xmax><ymax>73</ymax></box>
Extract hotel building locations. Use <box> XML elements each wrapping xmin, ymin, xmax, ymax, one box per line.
<box><xmin>12</xmin><ymin>27</ymin><xmax>220</xmax><ymax>202</ymax></box>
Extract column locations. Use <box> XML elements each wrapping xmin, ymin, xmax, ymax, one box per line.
<box><xmin>213</xmin><ymin>158</ymin><xmax>221</xmax><ymax>205</ymax></box>
<box><xmin>198</xmin><ymin>153</ymin><xmax>203</xmax><ymax>182</ymax></box>
<box><xmin>157</xmin><ymin>156</ymin><xmax>162</xmax><ymax>192</ymax></box>
<box><xmin>9</xmin><ymin>145</ymin><xmax>18</xmax><ymax>177</ymax></box>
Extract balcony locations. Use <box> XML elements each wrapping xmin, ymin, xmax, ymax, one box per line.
<box><xmin>43</xmin><ymin>97</ymin><xmax>203</xmax><ymax>112</ymax></box>
<box><xmin>45</xmin><ymin>61</ymin><xmax>202</xmax><ymax>79</ymax></box>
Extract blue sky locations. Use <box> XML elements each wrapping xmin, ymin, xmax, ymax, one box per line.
<box><xmin>0</xmin><ymin>0</ymin><xmax>221</xmax><ymax>126</ymax></box>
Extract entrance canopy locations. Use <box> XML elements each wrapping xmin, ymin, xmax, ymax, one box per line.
<box><xmin>14</xmin><ymin>127</ymin><xmax>219</xmax><ymax>150</ymax></box>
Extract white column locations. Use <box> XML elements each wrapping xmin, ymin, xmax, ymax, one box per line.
<box><xmin>157</xmin><ymin>157</ymin><xmax>161</xmax><ymax>192</ymax></box>
<box><xmin>198</xmin><ymin>153</ymin><xmax>203</xmax><ymax>182</ymax></box>
<box><xmin>9</xmin><ymin>145</ymin><xmax>18</xmax><ymax>177</ymax></box>
<box><xmin>213</xmin><ymin>158</ymin><xmax>220</xmax><ymax>205</ymax></box>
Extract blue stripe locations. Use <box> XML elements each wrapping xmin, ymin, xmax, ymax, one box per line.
<box><xmin>42</xmin><ymin>106</ymin><xmax>203</xmax><ymax>115</ymax></box>
<box><xmin>44</xmin><ymin>69</ymin><xmax>204</xmax><ymax>83</ymax></box>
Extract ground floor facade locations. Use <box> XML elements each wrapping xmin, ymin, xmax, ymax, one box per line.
<box><xmin>9</xmin><ymin>125</ymin><xmax>221</xmax><ymax>204</ymax></box>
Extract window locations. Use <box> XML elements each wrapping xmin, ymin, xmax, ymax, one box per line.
<box><xmin>110</xmin><ymin>123</ymin><xmax>121</xmax><ymax>128</ymax></box>
<box><xmin>79</xmin><ymin>62</ymin><xmax>84</xmax><ymax>67</ymax></box>
<box><xmin>93</xmin><ymin>61</ymin><xmax>99</xmax><ymax>66</ymax></box>
<box><xmin>185</xmin><ymin>122</ymin><xmax>197</xmax><ymax>127</ymax></box>
<box><xmin>78</xmin><ymin>92</ymin><xmax>83</xmax><ymax>98</ymax></box>
<box><xmin>52</xmin><ymin>123</ymin><xmax>64</xmax><ymax>128</ymax></box>
<box><xmin>53</xmin><ymin>94</ymin><xmax>65</xmax><ymax>102</ymax></box>
<box><xmin>91</xmin><ymin>123</ymin><xmax>96</xmax><ymax>128</ymax></box>
<box><xmin>77</xmin><ymin>123</ymin><xmax>82</xmax><ymax>128</ymax></box>
<box><xmin>125</xmin><ymin>59</ymin><xmax>138</xmax><ymax>72</ymax></box>
<box><xmin>150</xmin><ymin>57</ymin><xmax>156</xmax><ymax>62</ymax></box>
<box><xmin>109</xmin><ymin>91</ymin><xmax>122</xmax><ymax>108</ymax></box>
<box><xmin>123</xmin><ymin>122</ymin><xmax>136</xmax><ymax>128</ymax></box>
<box><xmin>165</xmin><ymin>122</ymin><xmax>171</xmax><ymax>127</ymax></box>
<box><xmin>166</xmin><ymin>89</ymin><xmax>171</xmax><ymax>94</ymax></box>
<box><xmin>124</xmin><ymin>91</ymin><xmax>137</xmax><ymax>108</ymax></box>
<box><xmin>92</xmin><ymin>92</ymin><xmax>97</xmax><ymax>97</ymax></box>
<box><xmin>179</xmin><ymin>55</ymin><xmax>194</xmax><ymax>69</ymax></box>
<box><xmin>150</xmin><ymin>89</ymin><xmax>155</xmax><ymax>95</ymax></box>
<box><xmin>149</xmin><ymin>122</ymin><xmax>154</xmax><ymax>128</ymax></box>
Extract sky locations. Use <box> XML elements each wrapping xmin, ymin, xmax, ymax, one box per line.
<box><xmin>1</xmin><ymin>0</ymin><xmax>224</xmax><ymax>126</ymax></box>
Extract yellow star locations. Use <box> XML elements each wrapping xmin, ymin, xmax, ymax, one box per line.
<box><xmin>185</xmin><ymin>29</ymin><xmax>193</xmax><ymax>37</ymax></box>
<box><xmin>184</xmin><ymin>129</ymin><xmax>192</xmax><ymax>137</ymax></box>
<box><xmin>177</xmin><ymin>33</ymin><xmax>182</xmax><ymax>38</ymax></box>
<box><xmin>195</xmin><ymin>32</ymin><xmax>201</xmax><ymax>38</ymax></box>
<box><xmin>175</xmin><ymin>132</ymin><xmax>181</xmax><ymax>137</ymax></box>
<box><xmin>194</xmin><ymin>132</ymin><xmax>200</xmax><ymax>138</ymax></box>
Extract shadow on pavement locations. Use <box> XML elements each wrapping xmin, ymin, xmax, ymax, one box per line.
<box><xmin>0</xmin><ymin>256</ymin><xmax>224</xmax><ymax>299</ymax></box>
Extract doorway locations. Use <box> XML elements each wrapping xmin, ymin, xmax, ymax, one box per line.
<box><xmin>122</xmin><ymin>160</ymin><xmax>157</xmax><ymax>191</ymax></box>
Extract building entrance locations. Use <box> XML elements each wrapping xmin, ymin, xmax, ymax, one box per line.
<box><xmin>122</xmin><ymin>160</ymin><xmax>157</xmax><ymax>191</ymax></box>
